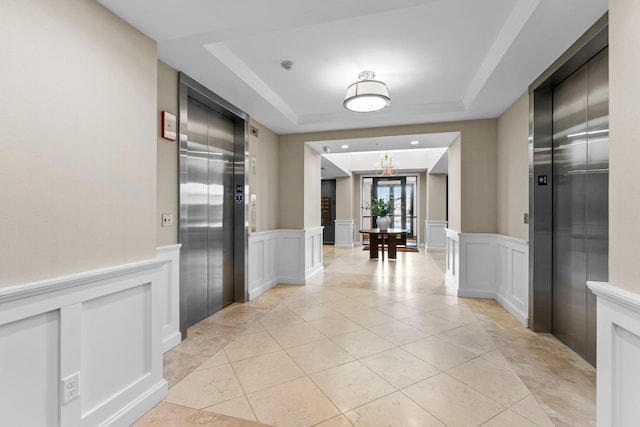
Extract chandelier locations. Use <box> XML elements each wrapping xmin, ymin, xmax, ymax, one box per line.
<box><xmin>375</xmin><ymin>152</ymin><xmax>398</xmax><ymax>176</ymax></box>
<box><xmin>343</xmin><ymin>71</ymin><xmax>390</xmax><ymax>113</ymax></box>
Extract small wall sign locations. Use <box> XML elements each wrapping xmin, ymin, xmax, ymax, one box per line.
<box><xmin>537</xmin><ymin>175</ymin><xmax>548</xmax><ymax>185</ymax></box>
<box><xmin>161</xmin><ymin>111</ymin><xmax>176</xmax><ymax>141</ymax></box>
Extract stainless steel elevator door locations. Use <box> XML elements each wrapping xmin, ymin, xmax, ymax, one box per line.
<box><xmin>185</xmin><ymin>98</ymin><xmax>235</xmax><ymax>327</ymax></box>
<box><xmin>552</xmin><ymin>48</ymin><xmax>608</xmax><ymax>365</ymax></box>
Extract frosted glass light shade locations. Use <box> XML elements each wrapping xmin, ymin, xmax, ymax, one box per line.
<box><xmin>343</xmin><ymin>79</ymin><xmax>390</xmax><ymax>112</ymax></box>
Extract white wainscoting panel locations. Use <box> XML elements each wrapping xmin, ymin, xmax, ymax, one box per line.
<box><xmin>335</xmin><ymin>220</ymin><xmax>356</xmax><ymax>248</ymax></box>
<box><xmin>156</xmin><ymin>244</ymin><xmax>181</xmax><ymax>352</ymax></box>
<box><xmin>458</xmin><ymin>233</ymin><xmax>498</xmax><ymax>299</ymax></box>
<box><xmin>279</xmin><ymin>230</ymin><xmax>306</xmax><ymax>285</ymax></box>
<box><xmin>0</xmin><ymin>259</ymin><xmax>168</xmax><ymax>427</ymax></box>
<box><xmin>445</xmin><ymin>229</ymin><xmax>460</xmax><ymax>292</ymax></box>
<box><xmin>588</xmin><ymin>281</ymin><xmax>640</xmax><ymax>427</ymax></box>
<box><xmin>0</xmin><ymin>310</ymin><xmax>60</xmax><ymax>426</ymax></box>
<box><xmin>445</xmin><ymin>229</ymin><xmax>529</xmax><ymax>326</ymax></box>
<box><xmin>425</xmin><ymin>221</ymin><xmax>448</xmax><ymax>251</ymax></box>
<box><xmin>248</xmin><ymin>231</ymin><xmax>279</xmax><ymax>300</ymax></box>
<box><xmin>304</xmin><ymin>227</ymin><xmax>324</xmax><ymax>282</ymax></box>
<box><xmin>248</xmin><ymin>228</ymin><xmax>325</xmax><ymax>300</ymax></box>
<box><xmin>496</xmin><ymin>236</ymin><xmax>529</xmax><ymax>326</ymax></box>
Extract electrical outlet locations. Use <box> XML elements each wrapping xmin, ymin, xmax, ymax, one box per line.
<box><xmin>162</xmin><ymin>213</ymin><xmax>173</xmax><ymax>227</ymax></box>
<box><xmin>62</xmin><ymin>372</ymin><xmax>80</xmax><ymax>404</ymax></box>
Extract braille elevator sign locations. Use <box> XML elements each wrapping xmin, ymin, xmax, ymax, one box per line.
<box><xmin>236</xmin><ymin>185</ymin><xmax>243</xmax><ymax>193</ymax></box>
<box><xmin>538</xmin><ymin>175</ymin><xmax>548</xmax><ymax>185</ymax></box>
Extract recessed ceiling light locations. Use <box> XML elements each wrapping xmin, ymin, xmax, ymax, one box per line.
<box><xmin>410</xmin><ymin>140</ymin><xmax>419</xmax><ymax>145</ymax></box>
<box><xmin>341</xmin><ymin>145</ymin><xmax>349</xmax><ymax>149</ymax></box>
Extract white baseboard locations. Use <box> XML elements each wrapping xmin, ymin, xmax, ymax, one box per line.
<box><xmin>458</xmin><ymin>289</ymin><xmax>498</xmax><ymax>299</ymax></box>
<box><xmin>0</xmin><ymin>259</ymin><xmax>167</xmax><ymax>427</ymax></box>
<box><xmin>588</xmin><ymin>281</ymin><xmax>640</xmax><ymax>427</ymax></box>
<box><xmin>496</xmin><ymin>293</ymin><xmax>528</xmax><ymax>326</ymax></box>
<box><xmin>248</xmin><ymin>278</ymin><xmax>279</xmax><ymax>300</ymax></box>
<box><xmin>445</xmin><ymin>229</ymin><xmax>529</xmax><ymax>326</ymax></box>
<box><xmin>98</xmin><ymin>379</ymin><xmax>168</xmax><ymax>427</ymax></box>
<box><xmin>162</xmin><ymin>332</ymin><xmax>182</xmax><ymax>353</ymax></box>
<box><xmin>249</xmin><ymin>228</ymin><xmax>324</xmax><ymax>299</ymax></box>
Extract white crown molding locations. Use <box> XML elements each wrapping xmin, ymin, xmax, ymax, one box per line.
<box><xmin>204</xmin><ymin>42</ymin><xmax>299</xmax><ymax>124</ymax></box>
<box><xmin>462</xmin><ymin>0</ymin><xmax>541</xmax><ymax>109</ymax></box>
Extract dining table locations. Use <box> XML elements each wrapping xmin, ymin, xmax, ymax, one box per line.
<box><xmin>359</xmin><ymin>228</ymin><xmax>408</xmax><ymax>260</ymax></box>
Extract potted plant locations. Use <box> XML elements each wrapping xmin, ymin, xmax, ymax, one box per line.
<box><xmin>364</xmin><ymin>197</ymin><xmax>395</xmax><ymax>230</ymax></box>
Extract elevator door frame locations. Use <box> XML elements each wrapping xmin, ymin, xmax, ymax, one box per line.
<box><xmin>178</xmin><ymin>73</ymin><xmax>249</xmax><ymax>339</ymax></box>
<box><xmin>528</xmin><ymin>14</ymin><xmax>607</xmax><ymax>338</ymax></box>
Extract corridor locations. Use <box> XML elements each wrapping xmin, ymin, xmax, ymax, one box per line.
<box><xmin>136</xmin><ymin>247</ymin><xmax>595</xmax><ymax>426</ymax></box>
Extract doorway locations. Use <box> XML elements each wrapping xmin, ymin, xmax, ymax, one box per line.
<box><xmin>179</xmin><ymin>74</ymin><xmax>248</xmax><ymax>337</ymax></box>
<box><xmin>362</xmin><ymin>175</ymin><xmax>418</xmax><ymax>247</ymax></box>
<box><xmin>321</xmin><ymin>180</ymin><xmax>336</xmax><ymax>244</ymax></box>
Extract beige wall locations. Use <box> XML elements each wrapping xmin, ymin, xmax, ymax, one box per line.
<box><xmin>157</xmin><ymin>61</ymin><xmax>179</xmax><ymax>246</ymax></box>
<box><xmin>280</xmin><ymin>120</ymin><xmax>497</xmax><ymax>233</ymax></box>
<box><xmin>248</xmin><ymin>120</ymin><xmax>280</xmax><ymax>232</ymax></box>
<box><xmin>460</xmin><ymin>121</ymin><xmax>498</xmax><ymax>233</ymax></box>
<box><xmin>609</xmin><ymin>0</ymin><xmax>640</xmax><ymax>293</ymax></box>
<box><xmin>447</xmin><ymin>135</ymin><xmax>462</xmax><ymax>232</ymax></box>
<box><xmin>336</xmin><ymin>176</ymin><xmax>353</xmax><ymax>219</ymax></box>
<box><xmin>496</xmin><ymin>92</ymin><xmax>529</xmax><ymax>240</ymax></box>
<box><xmin>304</xmin><ymin>145</ymin><xmax>322</xmax><ymax>228</ymax></box>
<box><xmin>278</xmin><ymin>135</ymin><xmax>305</xmax><ymax>228</ymax></box>
<box><xmin>427</xmin><ymin>174</ymin><xmax>447</xmax><ymax>221</ymax></box>
<box><xmin>0</xmin><ymin>0</ymin><xmax>157</xmax><ymax>287</ymax></box>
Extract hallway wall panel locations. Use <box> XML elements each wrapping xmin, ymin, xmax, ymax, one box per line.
<box><xmin>497</xmin><ymin>92</ymin><xmax>530</xmax><ymax>241</ymax></box>
<box><xmin>247</xmin><ymin>120</ymin><xmax>280</xmax><ymax>232</ymax></box>
<box><xmin>0</xmin><ymin>259</ymin><xmax>167</xmax><ymax>426</ymax></box>
<box><xmin>157</xmin><ymin>61</ymin><xmax>180</xmax><ymax>247</ymax></box>
<box><xmin>0</xmin><ymin>0</ymin><xmax>158</xmax><ymax>287</ymax></box>
<box><xmin>610</xmin><ymin>0</ymin><xmax>640</xmax><ymax>293</ymax></box>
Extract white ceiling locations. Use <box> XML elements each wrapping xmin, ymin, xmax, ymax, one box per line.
<box><xmin>310</xmin><ymin>133</ymin><xmax>456</xmax><ymax>179</ymax></box>
<box><xmin>98</xmin><ymin>0</ymin><xmax>607</xmax><ymax>135</ymax></box>
<box><xmin>307</xmin><ymin>132</ymin><xmax>459</xmax><ymax>154</ymax></box>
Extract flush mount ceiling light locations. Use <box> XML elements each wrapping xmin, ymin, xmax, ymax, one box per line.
<box><xmin>343</xmin><ymin>71</ymin><xmax>390</xmax><ymax>113</ymax></box>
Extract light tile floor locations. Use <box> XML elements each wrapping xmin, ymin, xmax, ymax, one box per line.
<box><xmin>135</xmin><ymin>246</ymin><xmax>595</xmax><ymax>426</ymax></box>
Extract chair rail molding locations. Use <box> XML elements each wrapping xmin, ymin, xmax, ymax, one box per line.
<box><xmin>445</xmin><ymin>229</ymin><xmax>529</xmax><ymax>326</ymax></box>
<box><xmin>588</xmin><ymin>281</ymin><xmax>640</xmax><ymax>427</ymax></box>
<box><xmin>334</xmin><ymin>220</ymin><xmax>356</xmax><ymax>248</ymax></box>
<box><xmin>248</xmin><ymin>227</ymin><xmax>324</xmax><ymax>300</ymax></box>
<box><xmin>0</xmin><ymin>259</ymin><xmax>168</xmax><ymax>426</ymax></box>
